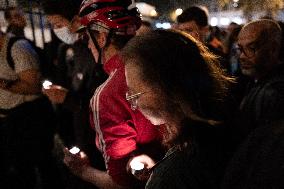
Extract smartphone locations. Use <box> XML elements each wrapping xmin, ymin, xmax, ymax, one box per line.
<box><xmin>130</xmin><ymin>159</ymin><xmax>144</xmax><ymax>171</ymax></box>
<box><xmin>69</xmin><ymin>146</ymin><xmax>80</xmax><ymax>155</ymax></box>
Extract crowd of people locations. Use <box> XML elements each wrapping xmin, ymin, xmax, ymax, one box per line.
<box><xmin>0</xmin><ymin>0</ymin><xmax>284</xmax><ymax>189</ymax></box>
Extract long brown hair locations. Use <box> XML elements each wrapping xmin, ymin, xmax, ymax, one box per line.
<box><xmin>122</xmin><ymin>29</ymin><xmax>233</xmax><ymax>148</ymax></box>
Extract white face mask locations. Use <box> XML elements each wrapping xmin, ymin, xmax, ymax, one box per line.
<box><xmin>53</xmin><ymin>27</ymin><xmax>79</xmax><ymax>45</ymax></box>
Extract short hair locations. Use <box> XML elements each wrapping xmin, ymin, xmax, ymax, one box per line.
<box><xmin>41</xmin><ymin>0</ymin><xmax>82</xmax><ymax>21</ymax></box>
<box><xmin>4</xmin><ymin>7</ymin><xmax>16</xmax><ymax>21</ymax></box>
<box><xmin>177</xmin><ymin>6</ymin><xmax>208</xmax><ymax>27</ymax></box>
<box><xmin>243</xmin><ymin>19</ymin><xmax>282</xmax><ymax>54</ymax></box>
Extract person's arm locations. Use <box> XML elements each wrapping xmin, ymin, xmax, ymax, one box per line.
<box><xmin>81</xmin><ymin>167</ymin><xmax>125</xmax><ymax>189</ymax></box>
<box><xmin>0</xmin><ymin>69</ymin><xmax>41</xmax><ymax>94</ymax></box>
<box><xmin>42</xmin><ymin>84</ymin><xmax>92</xmax><ymax>110</ymax></box>
<box><xmin>63</xmin><ymin>148</ymin><xmax>126</xmax><ymax>189</ymax></box>
<box><xmin>1</xmin><ymin>39</ymin><xmax>42</xmax><ymax>94</ymax></box>
<box><xmin>78</xmin><ymin>66</ymin><xmax>157</xmax><ymax>188</ymax></box>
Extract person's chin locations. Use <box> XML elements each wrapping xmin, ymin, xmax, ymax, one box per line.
<box><xmin>241</xmin><ymin>68</ymin><xmax>255</xmax><ymax>77</ymax></box>
<box><xmin>149</xmin><ymin>118</ymin><xmax>166</xmax><ymax>126</ymax></box>
<box><xmin>143</xmin><ymin>113</ymin><xmax>165</xmax><ymax>125</ymax></box>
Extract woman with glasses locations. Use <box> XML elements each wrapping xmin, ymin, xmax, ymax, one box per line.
<box><xmin>122</xmin><ymin>29</ymin><xmax>234</xmax><ymax>189</ymax></box>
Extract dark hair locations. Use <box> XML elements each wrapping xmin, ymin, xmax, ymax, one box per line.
<box><xmin>177</xmin><ymin>6</ymin><xmax>208</xmax><ymax>27</ymax></box>
<box><xmin>4</xmin><ymin>7</ymin><xmax>16</xmax><ymax>21</ymax></box>
<box><xmin>41</xmin><ymin>0</ymin><xmax>82</xmax><ymax>21</ymax></box>
<box><xmin>122</xmin><ymin>30</ymin><xmax>233</xmax><ymax>147</ymax></box>
<box><xmin>243</xmin><ymin>19</ymin><xmax>282</xmax><ymax>60</ymax></box>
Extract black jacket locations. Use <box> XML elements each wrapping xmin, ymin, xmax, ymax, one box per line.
<box><xmin>222</xmin><ymin>119</ymin><xmax>284</xmax><ymax>189</ymax></box>
<box><xmin>233</xmin><ymin>63</ymin><xmax>284</xmax><ymax>143</ymax></box>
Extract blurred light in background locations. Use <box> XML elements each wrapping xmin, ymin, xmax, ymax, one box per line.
<box><xmin>210</xmin><ymin>17</ymin><xmax>218</xmax><ymax>26</ymax></box>
<box><xmin>210</xmin><ymin>16</ymin><xmax>244</xmax><ymax>27</ymax></box>
<box><xmin>24</xmin><ymin>27</ymin><xmax>51</xmax><ymax>48</ymax></box>
<box><xmin>136</xmin><ymin>2</ymin><xmax>158</xmax><ymax>17</ymax></box>
<box><xmin>175</xmin><ymin>8</ymin><xmax>183</xmax><ymax>16</ymax></box>
<box><xmin>170</xmin><ymin>8</ymin><xmax>183</xmax><ymax>21</ymax></box>
<box><xmin>220</xmin><ymin>17</ymin><xmax>230</xmax><ymax>26</ymax></box>
<box><xmin>233</xmin><ymin>2</ymin><xmax>239</xmax><ymax>8</ymax></box>
<box><xmin>150</xmin><ymin>9</ymin><xmax>158</xmax><ymax>17</ymax></box>
<box><xmin>232</xmin><ymin>16</ymin><xmax>243</xmax><ymax>25</ymax></box>
<box><xmin>155</xmin><ymin>22</ymin><xmax>171</xmax><ymax>29</ymax></box>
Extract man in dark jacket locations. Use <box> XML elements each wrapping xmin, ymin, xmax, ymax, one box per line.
<box><xmin>223</xmin><ymin>19</ymin><xmax>284</xmax><ymax>189</ymax></box>
<box><xmin>234</xmin><ymin>19</ymin><xmax>284</xmax><ymax>141</ymax></box>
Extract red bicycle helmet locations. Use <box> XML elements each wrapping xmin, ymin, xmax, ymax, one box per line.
<box><xmin>79</xmin><ymin>0</ymin><xmax>141</xmax><ymax>35</ymax></box>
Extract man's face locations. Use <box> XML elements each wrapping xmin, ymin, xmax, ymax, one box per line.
<box><xmin>9</xmin><ymin>9</ymin><xmax>26</xmax><ymax>28</ymax></box>
<box><xmin>237</xmin><ymin>28</ymin><xmax>269</xmax><ymax>78</ymax></box>
<box><xmin>177</xmin><ymin>20</ymin><xmax>208</xmax><ymax>42</ymax></box>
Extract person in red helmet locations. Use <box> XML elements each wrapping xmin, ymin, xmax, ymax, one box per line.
<box><xmin>63</xmin><ymin>0</ymin><xmax>165</xmax><ymax>188</ymax></box>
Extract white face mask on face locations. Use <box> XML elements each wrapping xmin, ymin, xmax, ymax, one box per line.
<box><xmin>53</xmin><ymin>27</ymin><xmax>79</xmax><ymax>45</ymax></box>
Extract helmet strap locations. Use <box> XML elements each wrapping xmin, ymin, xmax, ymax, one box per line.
<box><xmin>88</xmin><ymin>28</ymin><xmax>114</xmax><ymax>64</ymax></box>
<box><xmin>88</xmin><ymin>28</ymin><xmax>102</xmax><ymax>64</ymax></box>
<box><xmin>105</xmin><ymin>29</ymin><xmax>114</xmax><ymax>48</ymax></box>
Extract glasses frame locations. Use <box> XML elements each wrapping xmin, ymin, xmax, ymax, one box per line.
<box><xmin>236</xmin><ymin>43</ymin><xmax>257</xmax><ymax>58</ymax></box>
<box><xmin>236</xmin><ymin>37</ymin><xmax>265</xmax><ymax>58</ymax></box>
<box><xmin>126</xmin><ymin>92</ymin><xmax>146</xmax><ymax>110</ymax></box>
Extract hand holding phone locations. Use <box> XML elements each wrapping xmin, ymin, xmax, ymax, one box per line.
<box><xmin>42</xmin><ymin>80</ymin><xmax>53</xmax><ymax>89</ymax></box>
<box><xmin>69</xmin><ymin>146</ymin><xmax>80</xmax><ymax>154</ymax></box>
<box><xmin>42</xmin><ymin>82</ymin><xmax>68</xmax><ymax>104</ymax></box>
<box><xmin>63</xmin><ymin>147</ymin><xmax>90</xmax><ymax>177</ymax></box>
<box><xmin>127</xmin><ymin>154</ymin><xmax>155</xmax><ymax>181</ymax></box>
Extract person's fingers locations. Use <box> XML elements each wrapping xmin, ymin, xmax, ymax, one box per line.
<box><xmin>80</xmin><ymin>151</ymin><xmax>87</xmax><ymax>158</ymax></box>
<box><xmin>42</xmin><ymin>89</ymin><xmax>47</xmax><ymax>95</ymax></box>
<box><xmin>131</xmin><ymin>154</ymin><xmax>155</xmax><ymax>169</ymax></box>
<box><xmin>63</xmin><ymin>156</ymin><xmax>71</xmax><ymax>165</ymax></box>
<box><xmin>63</xmin><ymin>147</ymin><xmax>70</xmax><ymax>155</ymax></box>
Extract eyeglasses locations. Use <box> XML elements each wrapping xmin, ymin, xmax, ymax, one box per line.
<box><xmin>236</xmin><ymin>45</ymin><xmax>257</xmax><ymax>58</ymax></box>
<box><xmin>236</xmin><ymin>39</ymin><xmax>264</xmax><ymax>58</ymax></box>
<box><xmin>126</xmin><ymin>91</ymin><xmax>146</xmax><ymax>110</ymax></box>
